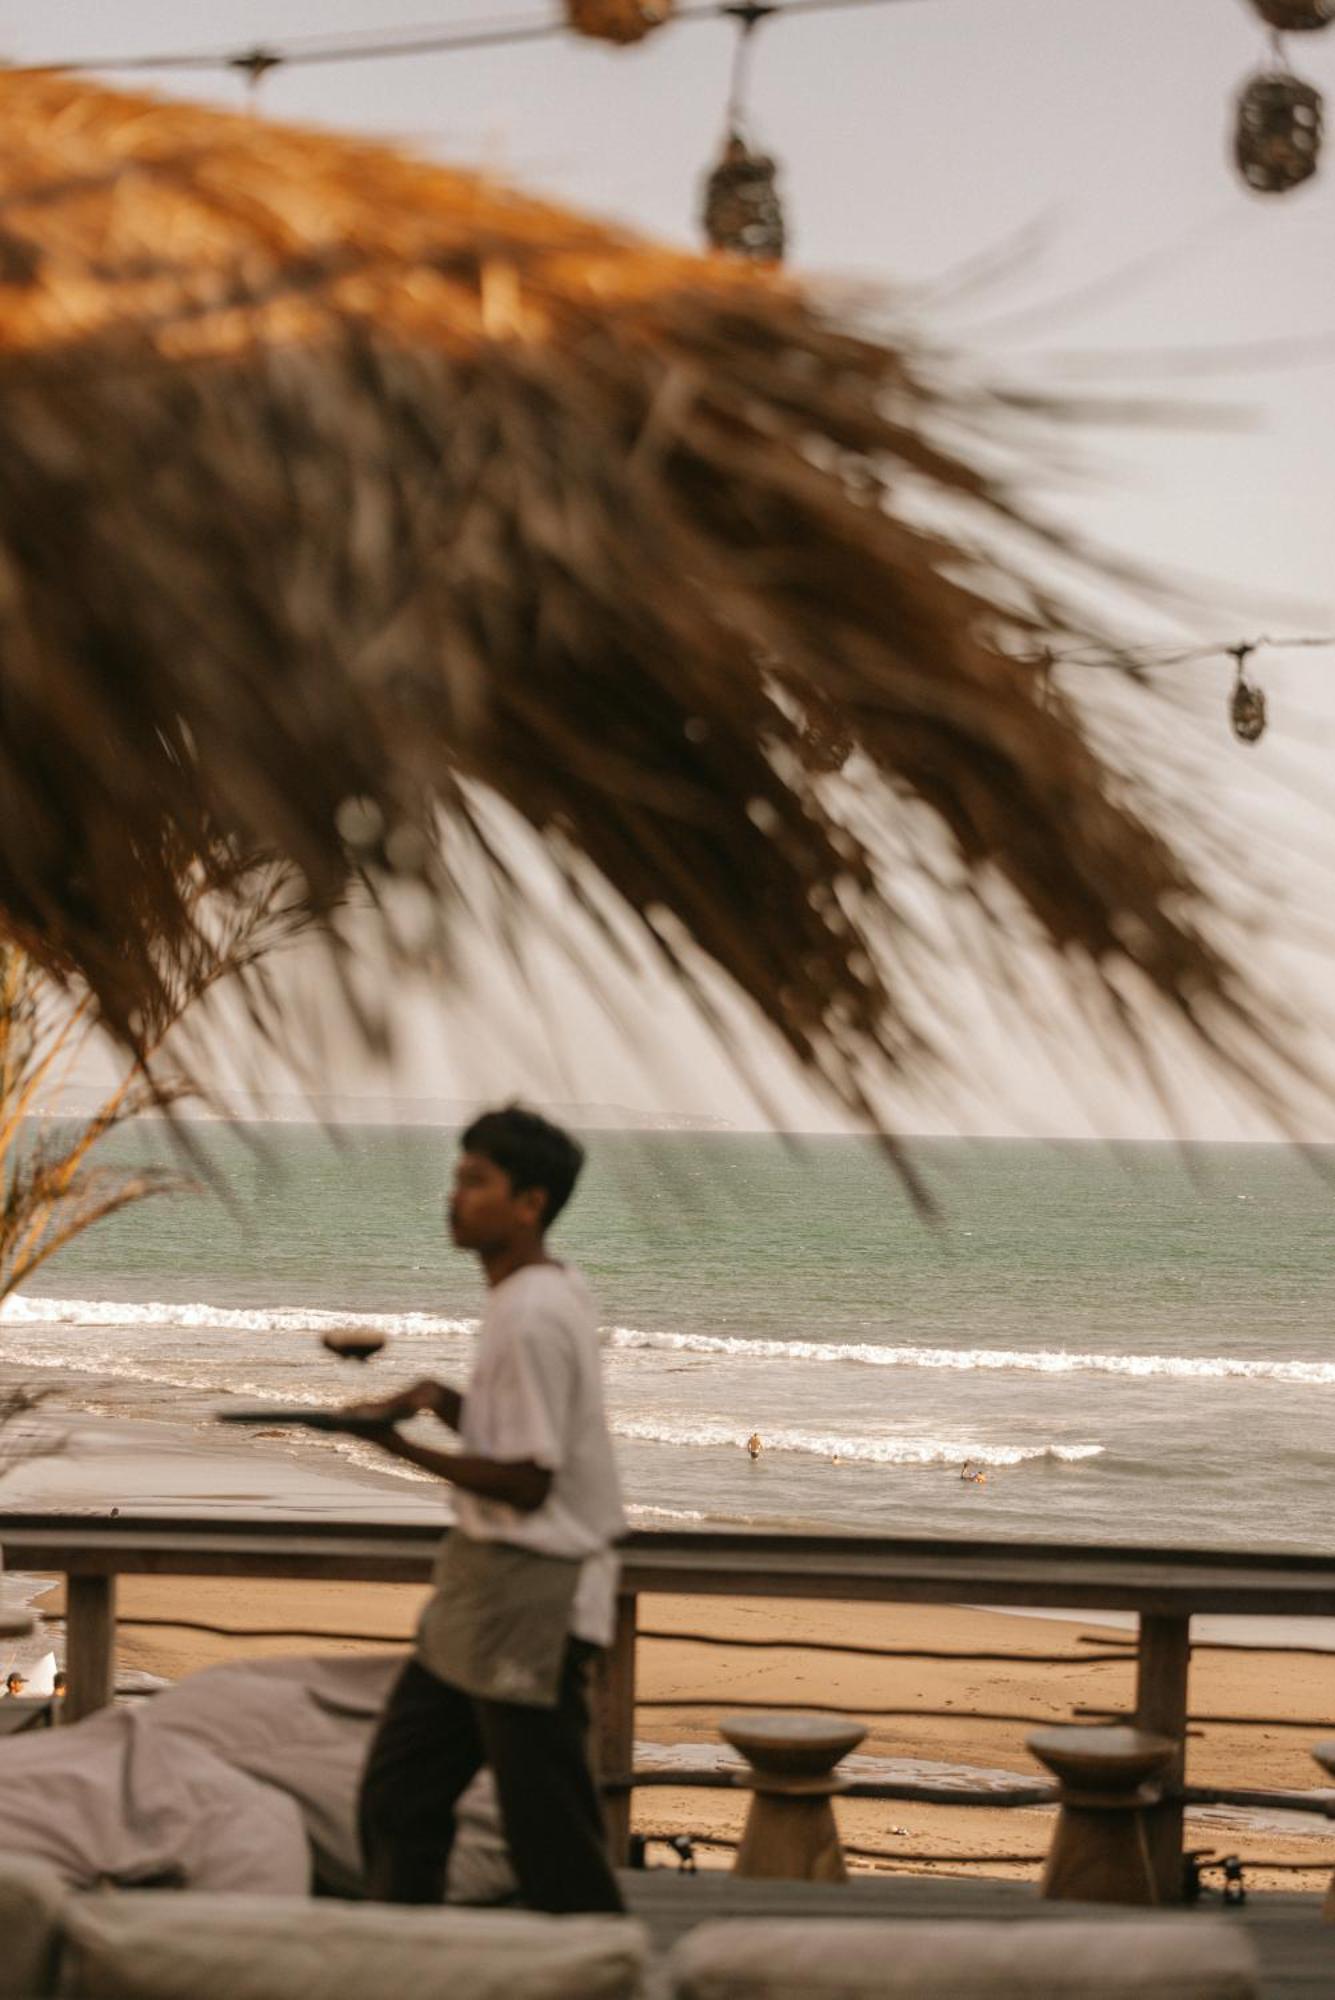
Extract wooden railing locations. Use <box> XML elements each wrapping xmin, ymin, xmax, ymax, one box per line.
<box><xmin>6</xmin><ymin>1514</ymin><xmax>1335</xmax><ymax>1903</ymax></box>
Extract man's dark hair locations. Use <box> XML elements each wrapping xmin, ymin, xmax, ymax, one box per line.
<box><xmin>461</xmin><ymin>1105</ymin><xmax>585</xmax><ymax>1229</ymax></box>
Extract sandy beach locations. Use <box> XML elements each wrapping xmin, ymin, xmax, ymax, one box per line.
<box><xmin>31</xmin><ymin>1574</ymin><xmax>1334</xmax><ymax>1893</ymax></box>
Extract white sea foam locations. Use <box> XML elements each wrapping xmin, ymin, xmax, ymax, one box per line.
<box><xmin>626</xmin><ymin>1503</ymin><xmax>710</xmax><ymax>1525</ymax></box>
<box><xmin>634</xmin><ymin>1740</ymin><xmax>1041</xmax><ymax>1794</ymax></box>
<box><xmin>608</xmin><ymin>1324</ymin><xmax>1335</xmax><ymax>1385</ymax></box>
<box><xmin>1</xmin><ymin>1295</ymin><xmax>474</xmax><ymax>1342</ymax></box>
<box><xmin>0</xmin><ymin>1341</ymin><xmax>342</xmax><ymax>1405</ymax></box>
<box><xmin>610</xmin><ymin>1415</ymin><xmax>1102</xmax><ymax>1469</ymax></box>
<box><xmin>632</xmin><ymin>1741</ymin><xmax>1334</xmax><ymax>1837</ymax></box>
<box><xmin>8</xmin><ymin>1292</ymin><xmax>1333</xmax><ymax>1388</ymax></box>
<box><xmin>324</xmin><ymin>1436</ymin><xmax>438</xmax><ymax>1485</ymax></box>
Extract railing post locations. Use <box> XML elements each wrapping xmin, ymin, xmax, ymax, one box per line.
<box><xmin>594</xmin><ymin>1590</ymin><xmax>637</xmax><ymax>1866</ymax></box>
<box><xmin>1134</xmin><ymin>1611</ymin><xmax>1190</xmax><ymax>1903</ymax></box>
<box><xmin>64</xmin><ymin>1575</ymin><xmax>117</xmax><ymax>1723</ymax></box>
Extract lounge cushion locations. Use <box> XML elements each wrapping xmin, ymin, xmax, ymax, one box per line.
<box><xmin>0</xmin><ymin>1704</ymin><xmax>309</xmax><ymax>1895</ymax></box>
<box><xmin>0</xmin><ymin>1853</ymin><xmax>69</xmax><ymax>1998</ymax></box>
<box><xmin>59</xmin><ymin>1897</ymin><xmax>648</xmax><ymax>2000</ymax></box>
<box><xmin>0</xmin><ymin>1652</ymin><xmax>510</xmax><ymax>1904</ymax></box>
<box><xmin>138</xmin><ymin>1651</ymin><xmax>513</xmax><ymax>1903</ymax></box>
<box><xmin>666</xmin><ymin>1918</ymin><xmax>1259</xmax><ymax>2000</ymax></box>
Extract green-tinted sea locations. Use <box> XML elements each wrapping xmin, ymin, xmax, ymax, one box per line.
<box><xmin>4</xmin><ymin>1128</ymin><xmax>1333</xmax><ymax>1553</ymax></box>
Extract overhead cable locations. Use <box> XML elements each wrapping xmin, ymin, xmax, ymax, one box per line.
<box><xmin>9</xmin><ymin>0</ymin><xmax>928</xmax><ymax>80</ymax></box>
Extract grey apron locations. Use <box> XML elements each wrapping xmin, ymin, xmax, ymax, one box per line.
<box><xmin>415</xmin><ymin>1530</ymin><xmax>581</xmax><ymax>1709</ymax></box>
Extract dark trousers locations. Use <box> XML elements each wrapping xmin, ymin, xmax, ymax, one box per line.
<box><xmin>358</xmin><ymin>1642</ymin><xmax>624</xmax><ymax>1914</ymax></box>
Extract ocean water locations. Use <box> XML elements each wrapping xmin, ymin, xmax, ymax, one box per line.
<box><xmin>3</xmin><ymin>1127</ymin><xmax>1334</xmax><ymax>1553</ymax></box>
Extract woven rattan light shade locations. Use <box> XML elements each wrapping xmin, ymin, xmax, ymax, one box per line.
<box><xmin>1248</xmin><ymin>0</ymin><xmax>1335</xmax><ymax>29</ymax></box>
<box><xmin>1235</xmin><ymin>70</ymin><xmax>1323</xmax><ymax>191</ymax></box>
<box><xmin>702</xmin><ymin>133</ymin><xmax>786</xmax><ymax>260</ymax></box>
<box><xmin>565</xmin><ymin>0</ymin><xmax>675</xmax><ymax>43</ymax></box>
<box><xmin>1231</xmin><ymin>677</ymin><xmax>1268</xmax><ymax>743</ymax></box>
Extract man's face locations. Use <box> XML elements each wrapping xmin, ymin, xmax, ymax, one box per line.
<box><xmin>6</xmin><ymin>1676</ymin><xmax>24</xmax><ymax>1695</ymax></box>
<box><xmin>448</xmin><ymin>1150</ymin><xmax>544</xmax><ymax>1252</ymax></box>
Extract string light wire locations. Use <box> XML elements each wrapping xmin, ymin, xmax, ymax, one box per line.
<box><xmin>1049</xmin><ymin>634</ymin><xmax>1335</xmax><ymax>674</ymax></box>
<box><xmin>723</xmin><ymin>5</ymin><xmax>774</xmax><ymax>132</ymax></box>
<box><xmin>9</xmin><ymin>0</ymin><xmax>929</xmax><ymax>80</ymax></box>
<box><xmin>12</xmin><ymin>3</ymin><xmax>1333</xmax><ymax>702</ymax></box>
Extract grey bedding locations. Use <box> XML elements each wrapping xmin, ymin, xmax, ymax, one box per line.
<box><xmin>0</xmin><ymin>1651</ymin><xmax>512</xmax><ymax>1903</ymax></box>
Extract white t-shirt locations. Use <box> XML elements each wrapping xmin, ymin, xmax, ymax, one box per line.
<box><xmin>454</xmin><ymin>1262</ymin><xmax>625</xmax><ymax>1646</ymax></box>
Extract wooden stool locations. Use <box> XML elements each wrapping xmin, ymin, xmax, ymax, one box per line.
<box><xmin>1028</xmin><ymin>1725</ymin><xmax>1177</xmax><ymax>1906</ymax></box>
<box><xmin>720</xmin><ymin>1711</ymin><xmax>867</xmax><ymax>1882</ymax></box>
<box><xmin>1311</xmin><ymin>1739</ymin><xmax>1335</xmax><ymax>1921</ymax></box>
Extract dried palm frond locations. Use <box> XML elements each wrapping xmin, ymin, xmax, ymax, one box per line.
<box><xmin>0</xmin><ymin>73</ymin><xmax>1301</xmax><ymax>1159</ymax></box>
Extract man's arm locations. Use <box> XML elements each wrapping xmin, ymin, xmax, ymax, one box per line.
<box><xmin>332</xmin><ymin>1418</ymin><xmax>553</xmax><ymax>1513</ymax></box>
<box><xmin>341</xmin><ymin>1379</ymin><xmax>464</xmax><ymax>1430</ymax></box>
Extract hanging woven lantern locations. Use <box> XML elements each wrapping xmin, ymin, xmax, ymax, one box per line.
<box><xmin>1230</xmin><ymin>655</ymin><xmax>1268</xmax><ymax>743</ymax></box>
<box><xmin>565</xmin><ymin>0</ymin><xmax>674</xmax><ymax>45</ymax></box>
<box><xmin>702</xmin><ymin>133</ymin><xmax>785</xmax><ymax>261</ymax></box>
<box><xmin>1235</xmin><ymin>70</ymin><xmax>1324</xmax><ymax>192</ymax></box>
<box><xmin>1248</xmin><ymin>0</ymin><xmax>1335</xmax><ymax>29</ymax></box>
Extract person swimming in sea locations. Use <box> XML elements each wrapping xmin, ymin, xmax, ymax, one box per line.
<box><xmin>747</xmin><ymin>1432</ymin><xmax>762</xmax><ymax>1461</ymax></box>
<box><xmin>960</xmin><ymin>1460</ymin><xmax>987</xmax><ymax>1485</ymax></box>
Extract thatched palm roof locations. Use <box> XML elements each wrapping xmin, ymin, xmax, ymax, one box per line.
<box><xmin>0</xmin><ymin>72</ymin><xmax>1276</xmax><ymax>1149</ymax></box>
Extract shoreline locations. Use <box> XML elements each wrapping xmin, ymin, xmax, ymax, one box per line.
<box><xmin>7</xmin><ymin>1389</ymin><xmax>1335</xmax><ymax>1568</ymax></box>
<box><xmin>23</xmin><ymin>1575</ymin><xmax>1334</xmax><ymax>1893</ymax></box>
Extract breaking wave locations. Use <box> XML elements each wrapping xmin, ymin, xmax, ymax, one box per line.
<box><xmin>610</xmin><ymin>1415</ymin><xmax>1102</xmax><ymax>1469</ymax></box>
<box><xmin>608</xmin><ymin>1325</ymin><xmax>1335</xmax><ymax>1385</ymax></box>
<box><xmin>1</xmin><ymin>1294</ymin><xmax>474</xmax><ymax>1342</ymax></box>
<box><xmin>7</xmin><ymin>1293</ymin><xmax>1332</xmax><ymax>1387</ymax></box>
<box><xmin>0</xmin><ymin>1342</ymin><xmax>347</xmax><ymax>1404</ymax></box>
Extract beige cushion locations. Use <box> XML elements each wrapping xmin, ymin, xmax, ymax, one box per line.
<box><xmin>0</xmin><ymin>1853</ymin><xmax>69</xmax><ymax>1998</ymax></box>
<box><xmin>60</xmin><ymin>1896</ymin><xmax>647</xmax><ymax>2000</ymax></box>
<box><xmin>666</xmin><ymin>1918</ymin><xmax>1259</xmax><ymax>2000</ymax></box>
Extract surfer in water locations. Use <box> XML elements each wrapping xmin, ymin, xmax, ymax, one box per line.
<box><xmin>747</xmin><ymin>1432</ymin><xmax>762</xmax><ymax>1461</ymax></box>
<box><xmin>960</xmin><ymin>1460</ymin><xmax>987</xmax><ymax>1485</ymax></box>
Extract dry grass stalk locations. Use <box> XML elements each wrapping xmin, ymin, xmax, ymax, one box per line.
<box><xmin>0</xmin><ymin>950</ymin><xmax>188</xmax><ymax>1309</ymax></box>
<box><xmin>0</xmin><ymin>947</ymin><xmax>185</xmax><ymax>1482</ymax></box>
<box><xmin>0</xmin><ymin>879</ymin><xmax>309</xmax><ymax>1473</ymax></box>
<box><xmin>0</xmin><ymin>72</ymin><xmax>1302</xmax><ymax>1165</ymax></box>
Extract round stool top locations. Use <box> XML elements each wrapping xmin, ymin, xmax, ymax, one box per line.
<box><xmin>1312</xmin><ymin>1739</ymin><xmax>1335</xmax><ymax>1780</ymax></box>
<box><xmin>720</xmin><ymin>1711</ymin><xmax>867</xmax><ymax>1776</ymax></box>
<box><xmin>1027</xmin><ymin>1724</ymin><xmax>1176</xmax><ymax>1790</ymax></box>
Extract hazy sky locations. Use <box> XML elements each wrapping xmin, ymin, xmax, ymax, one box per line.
<box><xmin>14</xmin><ymin>0</ymin><xmax>1335</xmax><ymax>1134</ymax></box>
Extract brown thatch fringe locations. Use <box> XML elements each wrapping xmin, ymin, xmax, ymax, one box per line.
<box><xmin>0</xmin><ymin>74</ymin><xmax>1296</xmax><ymax>1157</ymax></box>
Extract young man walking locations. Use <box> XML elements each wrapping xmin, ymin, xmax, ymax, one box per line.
<box><xmin>335</xmin><ymin>1105</ymin><xmax>625</xmax><ymax>1914</ymax></box>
